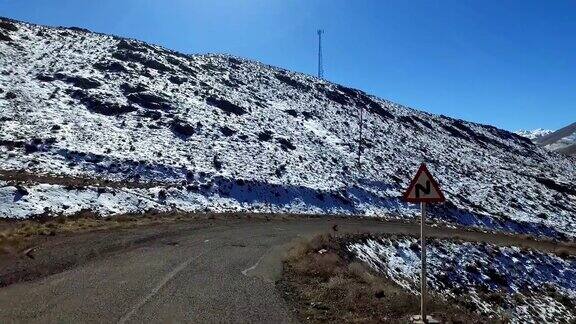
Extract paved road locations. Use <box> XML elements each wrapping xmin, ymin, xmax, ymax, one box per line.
<box><xmin>0</xmin><ymin>218</ymin><xmax>572</xmax><ymax>323</ymax></box>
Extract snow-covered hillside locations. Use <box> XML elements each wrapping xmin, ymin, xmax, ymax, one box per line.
<box><xmin>1</xmin><ymin>18</ymin><xmax>576</xmax><ymax>239</ymax></box>
<box><xmin>349</xmin><ymin>235</ymin><xmax>576</xmax><ymax>322</ymax></box>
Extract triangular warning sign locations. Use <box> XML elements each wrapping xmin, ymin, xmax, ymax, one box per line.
<box><xmin>402</xmin><ymin>163</ymin><xmax>446</xmax><ymax>203</ymax></box>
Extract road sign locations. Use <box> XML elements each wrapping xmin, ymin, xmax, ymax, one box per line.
<box><xmin>403</xmin><ymin>163</ymin><xmax>445</xmax><ymax>203</ymax></box>
<box><xmin>403</xmin><ymin>163</ymin><xmax>445</xmax><ymax>324</ymax></box>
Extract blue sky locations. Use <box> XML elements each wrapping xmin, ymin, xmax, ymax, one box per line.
<box><xmin>1</xmin><ymin>0</ymin><xmax>574</xmax><ymax>131</ymax></box>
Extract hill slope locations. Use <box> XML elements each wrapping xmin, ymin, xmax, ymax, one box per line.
<box><xmin>1</xmin><ymin>18</ymin><xmax>575</xmax><ymax>239</ymax></box>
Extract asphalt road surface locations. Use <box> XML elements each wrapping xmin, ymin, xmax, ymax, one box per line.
<box><xmin>0</xmin><ymin>217</ymin><xmax>572</xmax><ymax>323</ymax></box>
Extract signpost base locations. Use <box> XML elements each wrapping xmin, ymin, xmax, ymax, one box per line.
<box><xmin>410</xmin><ymin>314</ymin><xmax>440</xmax><ymax>324</ymax></box>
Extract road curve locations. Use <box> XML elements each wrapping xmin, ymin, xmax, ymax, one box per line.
<box><xmin>0</xmin><ymin>217</ymin><xmax>573</xmax><ymax>323</ymax></box>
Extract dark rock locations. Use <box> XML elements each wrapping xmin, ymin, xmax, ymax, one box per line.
<box><xmin>120</xmin><ymin>83</ymin><xmax>148</xmax><ymax>94</ymax></box>
<box><xmin>166</xmin><ymin>56</ymin><xmax>197</xmax><ymax>75</ymax></box>
<box><xmin>213</xmin><ymin>156</ymin><xmax>222</xmax><ymax>170</ymax></box>
<box><xmin>15</xmin><ymin>185</ymin><xmax>28</xmax><ymax>196</ymax></box>
<box><xmin>112</xmin><ymin>50</ymin><xmax>142</xmax><ymax>62</ymax></box>
<box><xmin>0</xmin><ymin>31</ymin><xmax>12</xmax><ymax>42</ymax></box>
<box><xmin>441</xmin><ymin>124</ymin><xmax>469</xmax><ymax>141</ymax></box>
<box><xmin>5</xmin><ymin>91</ymin><xmax>16</xmax><ymax>99</ymax></box>
<box><xmin>36</xmin><ymin>74</ymin><xmax>55</xmax><ymax>82</ymax></box>
<box><xmin>117</xmin><ymin>39</ymin><xmax>147</xmax><ymax>52</ymax></box>
<box><xmin>139</xmin><ymin>110</ymin><xmax>162</xmax><ymax>120</ymax></box>
<box><xmin>202</xmin><ymin>62</ymin><xmax>226</xmax><ymax>73</ymax></box>
<box><xmin>335</xmin><ymin>84</ymin><xmax>361</xmax><ymax>98</ymax></box>
<box><xmin>324</xmin><ymin>89</ymin><xmax>350</xmax><ymax>105</ymax></box>
<box><xmin>365</xmin><ymin>100</ymin><xmax>393</xmax><ymax>119</ymax></box>
<box><xmin>222</xmin><ymin>78</ymin><xmax>242</xmax><ymax>89</ymax></box>
<box><xmin>170</xmin><ymin>119</ymin><xmax>195</xmax><ymax>138</ymax></box>
<box><xmin>409</xmin><ymin>242</ymin><xmax>420</xmax><ymax>252</ymax></box>
<box><xmin>228</xmin><ymin>57</ymin><xmax>242</xmax><ymax>65</ymax></box>
<box><xmin>55</xmin><ymin>73</ymin><xmax>101</xmax><ymax>89</ymax></box>
<box><xmin>301</xmin><ymin>111</ymin><xmax>314</xmax><ymax>120</ymax></box>
<box><xmin>220</xmin><ymin>126</ymin><xmax>236</xmax><ymax>137</ymax></box>
<box><xmin>206</xmin><ymin>96</ymin><xmax>247</xmax><ymax>115</ymax></box>
<box><xmin>485</xmin><ymin>267</ymin><xmax>507</xmax><ymax>287</ymax></box>
<box><xmin>112</xmin><ymin>50</ymin><xmax>171</xmax><ymax>72</ymax></box>
<box><xmin>535</xmin><ymin>177</ymin><xmax>576</xmax><ymax>196</ymax></box>
<box><xmin>24</xmin><ymin>142</ymin><xmax>39</xmax><ymax>154</ymax></box>
<box><xmin>126</xmin><ymin>92</ymin><xmax>172</xmax><ymax>110</ymax></box>
<box><xmin>277</xmin><ymin>138</ymin><xmax>296</xmax><ymax>151</ymax></box>
<box><xmin>0</xmin><ymin>21</ymin><xmax>18</xmax><ymax>32</ymax></box>
<box><xmin>93</xmin><ymin>61</ymin><xmax>128</xmax><ymax>73</ymax></box>
<box><xmin>411</xmin><ymin>115</ymin><xmax>433</xmax><ymax>130</ymax></box>
<box><xmin>68</xmin><ymin>26</ymin><xmax>90</xmax><ymax>33</ymax></box>
<box><xmin>397</xmin><ymin>115</ymin><xmax>421</xmax><ymax>130</ymax></box>
<box><xmin>275</xmin><ymin>73</ymin><xmax>312</xmax><ymax>92</ymax></box>
<box><xmin>69</xmin><ymin>89</ymin><xmax>137</xmax><ymax>115</ymax></box>
<box><xmin>168</xmin><ymin>75</ymin><xmax>187</xmax><ymax>85</ymax></box>
<box><xmin>141</xmin><ymin>58</ymin><xmax>171</xmax><ymax>72</ymax></box>
<box><xmin>257</xmin><ymin>130</ymin><xmax>273</xmax><ymax>141</ymax></box>
<box><xmin>275</xmin><ymin>164</ymin><xmax>286</xmax><ymax>177</ymax></box>
<box><xmin>284</xmin><ymin>109</ymin><xmax>298</xmax><ymax>117</ymax></box>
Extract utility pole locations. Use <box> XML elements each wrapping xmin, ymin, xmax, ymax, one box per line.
<box><xmin>317</xmin><ymin>29</ymin><xmax>324</xmax><ymax>79</ymax></box>
<box><xmin>357</xmin><ymin>105</ymin><xmax>364</xmax><ymax>169</ymax></box>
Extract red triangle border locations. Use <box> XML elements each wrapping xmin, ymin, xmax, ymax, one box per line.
<box><xmin>402</xmin><ymin>163</ymin><xmax>446</xmax><ymax>203</ymax></box>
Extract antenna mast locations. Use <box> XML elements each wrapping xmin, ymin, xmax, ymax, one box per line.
<box><xmin>317</xmin><ymin>29</ymin><xmax>324</xmax><ymax>78</ymax></box>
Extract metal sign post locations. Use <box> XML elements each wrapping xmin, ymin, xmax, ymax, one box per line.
<box><xmin>420</xmin><ymin>202</ymin><xmax>427</xmax><ymax>322</ymax></box>
<box><xmin>402</xmin><ymin>163</ymin><xmax>445</xmax><ymax>324</ymax></box>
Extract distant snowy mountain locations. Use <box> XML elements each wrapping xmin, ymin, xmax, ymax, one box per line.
<box><xmin>516</xmin><ymin>124</ymin><xmax>576</xmax><ymax>156</ymax></box>
<box><xmin>533</xmin><ymin>122</ymin><xmax>576</xmax><ymax>156</ymax></box>
<box><xmin>515</xmin><ymin>128</ymin><xmax>552</xmax><ymax>140</ymax></box>
<box><xmin>1</xmin><ymin>17</ymin><xmax>576</xmax><ymax>239</ymax></box>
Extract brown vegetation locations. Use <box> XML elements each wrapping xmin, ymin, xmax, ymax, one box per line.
<box><xmin>279</xmin><ymin>234</ymin><xmax>486</xmax><ymax>323</ymax></box>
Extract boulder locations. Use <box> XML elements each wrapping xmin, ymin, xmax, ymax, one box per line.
<box><xmin>206</xmin><ymin>96</ymin><xmax>247</xmax><ymax>115</ymax></box>
<box><xmin>126</xmin><ymin>92</ymin><xmax>172</xmax><ymax>110</ymax></box>
<box><xmin>93</xmin><ymin>61</ymin><xmax>128</xmax><ymax>73</ymax></box>
<box><xmin>55</xmin><ymin>73</ymin><xmax>101</xmax><ymax>89</ymax></box>
<box><xmin>170</xmin><ymin>119</ymin><xmax>196</xmax><ymax>138</ymax></box>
